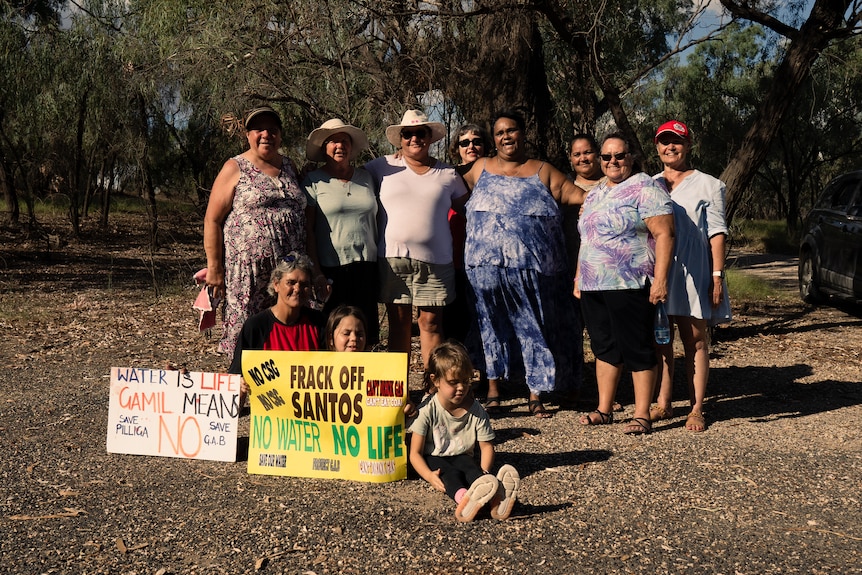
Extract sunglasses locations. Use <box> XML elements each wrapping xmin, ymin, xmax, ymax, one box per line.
<box><xmin>600</xmin><ymin>152</ymin><xmax>629</xmax><ymax>161</ymax></box>
<box><xmin>656</xmin><ymin>136</ymin><xmax>687</xmax><ymax>146</ymax></box>
<box><xmin>401</xmin><ymin>129</ymin><xmax>427</xmax><ymax>140</ymax></box>
<box><xmin>458</xmin><ymin>138</ymin><xmax>484</xmax><ymax>148</ymax></box>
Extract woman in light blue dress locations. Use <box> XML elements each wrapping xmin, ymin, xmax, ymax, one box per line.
<box><xmin>651</xmin><ymin>120</ymin><xmax>731</xmax><ymax>432</ymax></box>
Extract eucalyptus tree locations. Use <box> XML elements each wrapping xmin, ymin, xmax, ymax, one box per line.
<box><xmin>631</xmin><ymin>17</ymin><xmax>862</xmax><ymax>230</ymax></box>
<box><xmin>531</xmin><ymin>0</ymin><xmax>724</xmax><ymax>162</ymax></box>
<box><xmin>756</xmin><ymin>37</ymin><xmax>862</xmax><ymax>230</ymax></box>
<box><xmin>0</xmin><ymin>10</ymin><xmax>30</xmax><ymax>227</ymax></box>
<box><xmin>629</xmin><ymin>23</ymin><xmax>771</xmax><ymax>187</ymax></box>
<box><xmin>0</xmin><ymin>3</ymin><xmax>65</xmax><ymax>230</ymax></box>
<box><xmin>717</xmin><ymin>0</ymin><xmax>861</xmax><ymax>224</ymax></box>
<box><xmin>119</xmin><ymin>0</ymin><xmax>444</xmax><ymax>167</ymax></box>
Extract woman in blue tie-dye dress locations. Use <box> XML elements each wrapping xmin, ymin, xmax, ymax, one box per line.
<box><xmin>461</xmin><ymin>111</ymin><xmax>588</xmax><ymax>418</ymax></box>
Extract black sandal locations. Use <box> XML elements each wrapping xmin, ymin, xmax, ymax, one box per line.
<box><xmin>483</xmin><ymin>396</ymin><xmax>502</xmax><ymax>414</ymax></box>
<box><xmin>579</xmin><ymin>409</ymin><xmax>613</xmax><ymax>426</ymax></box>
<box><xmin>528</xmin><ymin>400</ymin><xmax>553</xmax><ymax>419</ymax></box>
<box><xmin>623</xmin><ymin>417</ymin><xmax>652</xmax><ymax>435</ymax></box>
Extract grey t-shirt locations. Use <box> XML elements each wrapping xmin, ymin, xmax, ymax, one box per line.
<box><xmin>409</xmin><ymin>394</ymin><xmax>495</xmax><ymax>457</ymax></box>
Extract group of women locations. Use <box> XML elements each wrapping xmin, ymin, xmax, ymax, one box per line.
<box><xmin>203</xmin><ymin>105</ymin><xmax>730</xmax><ymax>433</ymax></box>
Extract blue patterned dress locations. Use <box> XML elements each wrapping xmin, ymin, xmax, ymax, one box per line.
<box><xmin>464</xmin><ymin>167</ymin><xmax>582</xmax><ymax>395</ymax></box>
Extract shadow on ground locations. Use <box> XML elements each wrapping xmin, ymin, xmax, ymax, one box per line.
<box><xmin>497</xmin><ymin>448</ymin><xmax>613</xmax><ymax>480</ymax></box>
<box><xmin>709</xmin><ymin>364</ymin><xmax>861</xmax><ymax>421</ymax></box>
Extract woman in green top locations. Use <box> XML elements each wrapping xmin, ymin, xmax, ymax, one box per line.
<box><xmin>303</xmin><ymin>119</ymin><xmax>380</xmax><ymax>344</ymax></box>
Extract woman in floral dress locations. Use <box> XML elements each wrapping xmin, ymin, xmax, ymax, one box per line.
<box><xmin>204</xmin><ymin>106</ymin><xmax>310</xmax><ymax>355</ymax></box>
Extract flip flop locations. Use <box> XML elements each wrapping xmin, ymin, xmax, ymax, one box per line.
<box><xmin>455</xmin><ymin>474</ymin><xmax>499</xmax><ymax>522</ymax></box>
<box><xmin>490</xmin><ymin>464</ymin><xmax>520</xmax><ymax>521</ymax></box>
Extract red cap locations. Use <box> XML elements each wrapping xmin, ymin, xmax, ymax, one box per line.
<box><xmin>655</xmin><ymin>120</ymin><xmax>691</xmax><ymax>142</ymax></box>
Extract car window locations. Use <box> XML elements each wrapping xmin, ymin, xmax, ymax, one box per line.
<box><xmin>816</xmin><ymin>177</ymin><xmax>861</xmax><ymax>213</ymax></box>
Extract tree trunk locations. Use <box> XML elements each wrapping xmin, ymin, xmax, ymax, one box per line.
<box><xmin>719</xmin><ymin>0</ymin><xmax>851</xmax><ymax>224</ymax></box>
<box><xmin>100</xmin><ymin>155</ymin><xmax>116</xmax><ymax>229</ymax></box>
<box><xmin>69</xmin><ymin>89</ymin><xmax>89</xmax><ymax>237</ymax></box>
<box><xmin>534</xmin><ymin>0</ymin><xmax>644</xmax><ymax>162</ymax></box>
<box><xmin>0</xmin><ymin>157</ymin><xmax>20</xmax><ymax>227</ymax></box>
<box><xmin>136</xmin><ymin>95</ymin><xmax>159</xmax><ymax>248</ymax></box>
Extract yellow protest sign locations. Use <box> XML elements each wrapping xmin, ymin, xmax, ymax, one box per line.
<box><xmin>242</xmin><ymin>350</ymin><xmax>408</xmax><ymax>482</ymax></box>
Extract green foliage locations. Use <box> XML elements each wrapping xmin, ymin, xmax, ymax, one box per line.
<box><xmin>630</xmin><ymin>18</ymin><xmax>862</xmax><ymax>228</ymax></box>
<box><xmin>724</xmin><ymin>268</ymin><xmax>793</xmax><ymax>303</ymax></box>
<box><xmin>2</xmin><ymin>0</ymin><xmax>861</xmax><ymax>240</ymax></box>
<box><xmin>633</xmin><ymin>23</ymin><xmax>774</xmax><ymax>177</ymax></box>
<box><xmin>728</xmin><ymin>219</ymin><xmax>799</xmax><ymax>254</ymax></box>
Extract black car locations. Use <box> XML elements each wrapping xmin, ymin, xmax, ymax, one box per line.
<box><xmin>798</xmin><ymin>170</ymin><xmax>862</xmax><ymax>303</ymax></box>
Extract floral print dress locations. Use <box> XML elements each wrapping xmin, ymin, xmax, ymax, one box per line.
<box><xmin>218</xmin><ymin>155</ymin><xmax>307</xmax><ymax>354</ymax></box>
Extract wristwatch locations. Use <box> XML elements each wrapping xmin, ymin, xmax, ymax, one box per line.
<box><xmin>712</xmin><ymin>270</ymin><xmax>724</xmax><ymax>278</ymax></box>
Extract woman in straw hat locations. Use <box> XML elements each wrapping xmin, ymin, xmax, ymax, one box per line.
<box><xmin>364</xmin><ymin>109</ymin><xmax>469</xmax><ymax>371</ymax></box>
<box><xmin>303</xmin><ymin>119</ymin><xmax>380</xmax><ymax>344</ymax></box>
<box><xmin>204</xmin><ymin>105</ymin><xmax>310</xmax><ymax>356</ymax></box>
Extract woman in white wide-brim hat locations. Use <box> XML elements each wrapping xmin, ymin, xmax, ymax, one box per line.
<box><xmin>302</xmin><ymin>118</ymin><xmax>381</xmax><ymax>343</ymax></box>
<box><xmin>365</xmin><ymin>109</ymin><xmax>469</xmax><ymax>376</ymax></box>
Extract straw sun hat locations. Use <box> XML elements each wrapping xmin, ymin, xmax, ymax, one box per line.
<box><xmin>384</xmin><ymin>109</ymin><xmax>446</xmax><ymax>147</ymax></box>
<box><xmin>305</xmin><ymin>119</ymin><xmax>370</xmax><ymax>162</ymax></box>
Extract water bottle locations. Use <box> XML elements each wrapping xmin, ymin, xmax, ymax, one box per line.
<box><xmin>654</xmin><ymin>301</ymin><xmax>671</xmax><ymax>345</ymax></box>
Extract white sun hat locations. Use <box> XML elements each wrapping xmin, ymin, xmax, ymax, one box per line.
<box><xmin>384</xmin><ymin>109</ymin><xmax>446</xmax><ymax>147</ymax></box>
<box><xmin>305</xmin><ymin>118</ymin><xmax>370</xmax><ymax>162</ymax></box>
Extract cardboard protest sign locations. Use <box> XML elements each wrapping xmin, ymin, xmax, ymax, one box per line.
<box><xmin>242</xmin><ymin>351</ymin><xmax>408</xmax><ymax>482</ymax></box>
<box><xmin>106</xmin><ymin>368</ymin><xmax>240</xmax><ymax>462</ymax></box>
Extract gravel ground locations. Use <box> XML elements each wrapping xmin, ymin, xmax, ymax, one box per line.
<box><xmin>1</xmin><ymin>220</ymin><xmax>860</xmax><ymax>575</ymax></box>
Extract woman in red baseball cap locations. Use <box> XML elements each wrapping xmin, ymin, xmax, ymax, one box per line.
<box><xmin>651</xmin><ymin>120</ymin><xmax>732</xmax><ymax>432</ymax></box>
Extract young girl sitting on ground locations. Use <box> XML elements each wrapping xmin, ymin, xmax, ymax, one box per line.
<box><xmin>409</xmin><ymin>341</ymin><xmax>520</xmax><ymax>522</ymax></box>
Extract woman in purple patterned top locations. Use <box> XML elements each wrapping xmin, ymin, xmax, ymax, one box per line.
<box><xmin>203</xmin><ymin>106</ymin><xmax>312</xmax><ymax>355</ymax></box>
<box><xmin>574</xmin><ymin>133</ymin><xmax>674</xmax><ymax>435</ymax></box>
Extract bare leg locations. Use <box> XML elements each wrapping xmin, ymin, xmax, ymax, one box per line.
<box><xmin>653</xmin><ymin>323</ymin><xmax>676</xmax><ymax>417</ymax></box>
<box><xmin>580</xmin><ymin>358</ymin><xmax>621</xmax><ymax>424</ymax></box>
<box><xmin>417</xmin><ymin>306</ymin><xmax>444</xmax><ymax>369</ymax></box>
<box><xmin>634</xmin><ymin>366</ymin><xmax>658</xmax><ymax>410</ymax></box>
<box><xmin>676</xmin><ymin>316</ymin><xmax>709</xmax><ymax>430</ymax></box>
<box><xmin>386</xmin><ymin>303</ymin><xmax>413</xmax><ymax>357</ymax></box>
<box><xmin>486</xmin><ymin>379</ymin><xmax>502</xmax><ymax>401</ymax></box>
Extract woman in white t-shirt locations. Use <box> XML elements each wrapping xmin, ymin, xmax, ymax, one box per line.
<box><xmin>365</xmin><ymin>110</ymin><xmax>469</xmax><ymax>371</ymax></box>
